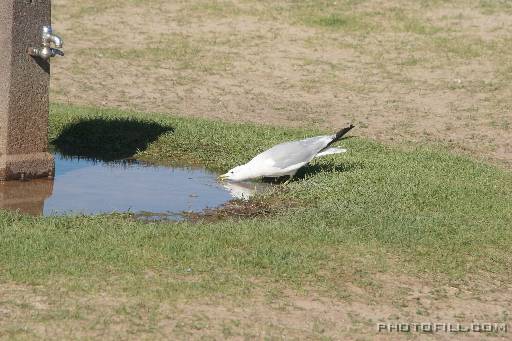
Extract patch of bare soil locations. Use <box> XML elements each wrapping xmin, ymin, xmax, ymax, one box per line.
<box><xmin>184</xmin><ymin>198</ymin><xmax>279</xmax><ymax>222</ymax></box>
<box><xmin>1</xmin><ymin>273</ymin><xmax>510</xmax><ymax>340</ymax></box>
<box><xmin>50</xmin><ymin>0</ymin><xmax>512</xmax><ymax>169</ymax></box>
<box><xmin>183</xmin><ymin>186</ymin><xmax>296</xmax><ymax>223</ymax></box>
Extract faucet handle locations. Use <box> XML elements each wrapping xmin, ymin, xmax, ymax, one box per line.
<box><xmin>50</xmin><ymin>48</ymin><xmax>64</xmax><ymax>57</ymax></box>
<box><xmin>27</xmin><ymin>47</ymin><xmax>64</xmax><ymax>60</ymax></box>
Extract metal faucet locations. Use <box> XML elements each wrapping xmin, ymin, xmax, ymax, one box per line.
<box><xmin>27</xmin><ymin>26</ymin><xmax>64</xmax><ymax>60</ymax></box>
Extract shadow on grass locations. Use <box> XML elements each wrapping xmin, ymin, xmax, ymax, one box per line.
<box><xmin>261</xmin><ymin>160</ymin><xmax>363</xmax><ymax>184</ymax></box>
<box><xmin>297</xmin><ymin>161</ymin><xmax>363</xmax><ymax>179</ymax></box>
<box><xmin>52</xmin><ymin>118</ymin><xmax>174</xmax><ymax>161</ymax></box>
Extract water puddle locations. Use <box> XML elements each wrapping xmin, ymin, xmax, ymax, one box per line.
<box><xmin>0</xmin><ymin>153</ymin><xmax>270</xmax><ymax>220</ymax></box>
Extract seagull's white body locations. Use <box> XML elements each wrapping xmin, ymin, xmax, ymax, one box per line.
<box><xmin>246</xmin><ymin>137</ymin><xmax>341</xmax><ymax>177</ymax></box>
<box><xmin>220</xmin><ymin>125</ymin><xmax>354</xmax><ymax>182</ymax></box>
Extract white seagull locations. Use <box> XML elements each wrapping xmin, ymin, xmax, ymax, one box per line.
<box><xmin>219</xmin><ymin>124</ymin><xmax>354</xmax><ymax>182</ymax></box>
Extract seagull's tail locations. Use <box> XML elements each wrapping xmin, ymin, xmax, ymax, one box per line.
<box><xmin>326</xmin><ymin>124</ymin><xmax>355</xmax><ymax>148</ymax></box>
<box><xmin>315</xmin><ymin>147</ymin><xmax>347</xmax><ymax>158</ymax></box>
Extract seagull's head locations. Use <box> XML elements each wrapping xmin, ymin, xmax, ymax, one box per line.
<box><xmin>218</xmin><ymin>165</ymin><xmax>252</xmax><ymax>182</ymax></box>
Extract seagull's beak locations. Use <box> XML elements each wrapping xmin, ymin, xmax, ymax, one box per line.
<box><xmin>218</xmin><ymin>173</ymin><xmax>228</xmax><ymax>181</ymax></box>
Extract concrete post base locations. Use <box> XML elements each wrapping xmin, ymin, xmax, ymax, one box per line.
<box><xmin>0</xmin><ymin>153</ymin><xmax>54</xmax><ymax>181</ymax></box>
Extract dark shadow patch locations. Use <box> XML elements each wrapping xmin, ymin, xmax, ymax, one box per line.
<box><xmin>258</xmin><ymin>160</ymin><xmax>364</xmax><ymax>184</ymax></box>
<box><xmin>32</xmin><ymin>57</ymin><xmax>50</xmax><ymax>74</ymax></box>
<box><xmin>261</xmin><ymin>176</ymin><xmax>290</xmax><ymax>184</ymax></box>
<box><xmin>52</xmin><ymin>118</ymin><xmax>174</xmax><ymax>161</ymax></box>
<box><xmin>296</xmin><ymin>161</ymin><xmax>364</xmax><ymax>180</ymax></box>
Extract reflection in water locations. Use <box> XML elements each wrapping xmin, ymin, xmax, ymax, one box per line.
<box><xmin>0</xmin><ymin>179</ymin><xmax>53</xmax><ymax>216</ymax></box>
<box><xmin>221</xmin><ymin>181</ymin><xmax>272</xmax><ymax>200</ymax></box>
<box><xmin>0</xmin><ymin>153</ymin><xmax>268</xmax><ymax>219</ymax></box>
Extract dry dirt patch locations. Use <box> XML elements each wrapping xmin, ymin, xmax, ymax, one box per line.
<box><xmin>1</xmin><ymin>273</ymin><xmax>510</xmax><ymax>340</ymax></box>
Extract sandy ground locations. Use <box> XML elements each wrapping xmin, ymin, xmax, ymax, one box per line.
<box><xmin>51</xmin><ymin>0</ymin><xmax>512</xmax><ymax>168</ymax></box>
<box><xmin>1</xmin><ymin>273</ymin><xmax>510</xmax><ymax>340</ymax></box>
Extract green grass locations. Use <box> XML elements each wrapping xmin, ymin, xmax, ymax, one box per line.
<box><xmin>0</xmin><ymin>103</ymin><xmax>510</xmax><ymax>302</ymax></box>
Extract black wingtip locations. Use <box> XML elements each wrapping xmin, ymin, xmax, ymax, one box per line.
<box><xmin>334</xmin><ymin>124</ymin><xmax>355</xmax><ymax>140</ymax></box>
<box><xmin>322</xmin><ymin>124</ymin><xmax>355</xmax><ymax>148</ymax></box>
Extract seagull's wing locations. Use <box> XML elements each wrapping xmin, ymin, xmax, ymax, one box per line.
<box><xmin>250</xmin><ymin>136</ymin><xmax>332</xmax><ymax>170</ymax></box>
